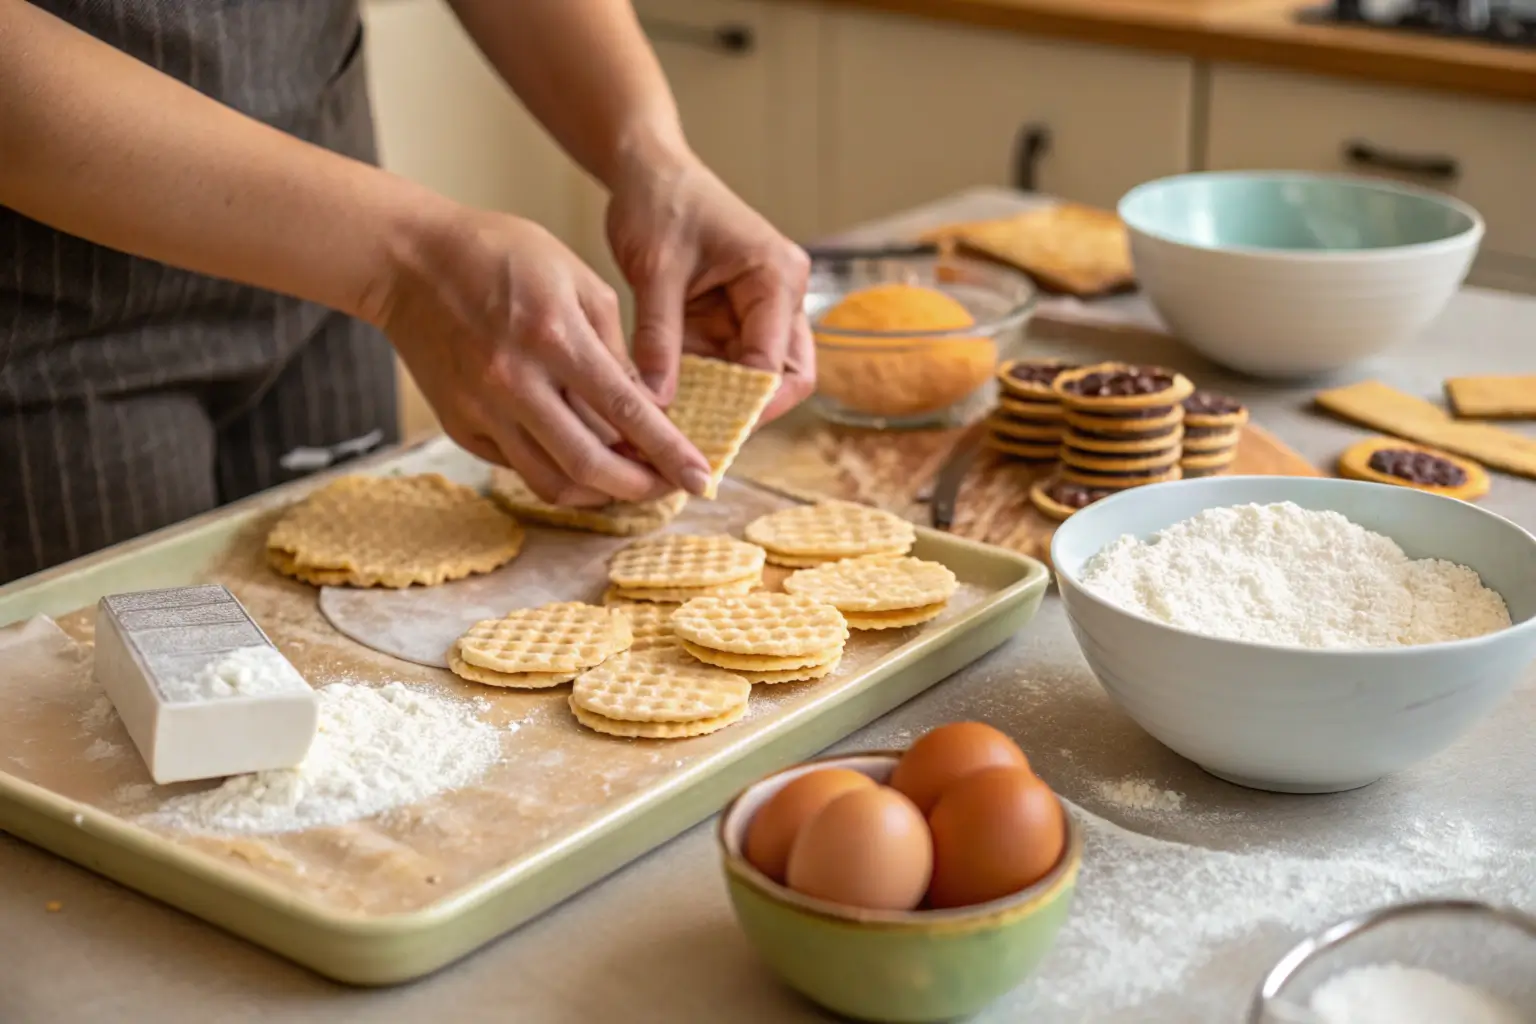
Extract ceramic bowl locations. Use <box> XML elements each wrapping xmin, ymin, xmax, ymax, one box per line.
<box><xmin>1118</xmin><ymin>172</ymin><xmax>1483</xmax><ymax>379</ymax></box>
<box><xmin>1050</xmin><ymin>475</ymin><xmax>1536</xmax><ymax>794</ymax></box>
<box><xmin>804</xmin><ymin>254</ymin><xmax>1038</xmax><ymax>430</ymax></box>
<box><xmin>1250</xmin><ymin>899</ymin><xmax>1536</xmax><ymax>1023</ymax></box>
<box><xmin>717</xmin><ymin>751</ymin><xmax>1081</xmax><ymax>1023</ymax></box>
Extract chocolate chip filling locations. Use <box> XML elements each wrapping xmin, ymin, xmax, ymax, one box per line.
<box><xmin>1368</xmin><ymin>448</ymin><xmax>1468</xmax><ymax>487</ymax></box>
<box><xmin>1068</xmin><ymin>423</ymin><xmax>1181</xmax><ymax>442</ymax></box>
<box><xmin>1183</xmin><ymin>425</ymin><xmax>1234</xmax><ymax>439</ymax></box>
<box><xmin>1183</xmin><ymin>391</ymin><xmax>1244</xmax><ymax>417</ymax></box>
<box><xmin>1005</xmin><ymin>362</ymin><xmax>1077</xmax><ymax>387</ymax></box>
<box><xmin>1063</xmin><ymin>445</ymin><xmax>1177</xmax><ymax>463</ymax></box>
<box><xmin>1062</xmin><ymin>368</ymin><xmax>1174</xmax><ymax>398</ymax></box>
<box><xmin>1071</xmin><ymin>405</ymin><xmax>1176</xmax><ymax>423</ymax></box>
<box><xmin>1046</xmin><ymin>480</ymin><xmax>1114</xmax><ymax>509</ymax></box>
<box><xmin>1066</xmin><ymin>464</ymin><xmax>1174</xmax><ymax>481</ymax></box>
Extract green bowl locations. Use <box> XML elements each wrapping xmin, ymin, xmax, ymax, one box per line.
<box><xmin>717</xmin><ymin>751</ymin><xmax>1082</xmax><ymax>1023</ymax></box>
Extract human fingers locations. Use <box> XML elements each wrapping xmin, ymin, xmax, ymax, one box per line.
<box><xmin>629</xmin><ymin>264</ymin><xmax>689</xmax><ymax>404</ymax></box>
<box><xmin>758</xmin><ymin>311</ymin><xmax>817</xmax><ymax>424</ymax></box>
<box><xmin>730</xmin><ymin>245</ymin><xmax>810</xmax><ymax>377</ymax></box>
<box><xmin>495</xmin><ymin>422</ymin><xmax>611</xmax><ymax>507</ymax></box>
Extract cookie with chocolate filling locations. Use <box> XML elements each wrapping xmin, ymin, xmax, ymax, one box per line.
<box><xmin>1029</xmin><ymin>476</ymin><xmax>1115</xmax><ymax>521</ymax></box>
<box><xmin>1062</xmin><ymin>424</ymin><xmax>1184</xmax><ymax>454</ymax></box>
<box><xmin>1337</xmin><ymin>437</ymin><xmax>1489</xmax><ymax>501</ymax></box>
<box><xmin>1061</xmin><ymin>443</ymin><xmax>1180</xmax><ymax>475</ymax></box>
<box><xmin>988</xmin><ymin>414</ymin><xmax>1065</xmax><ymax>443</ymax></box>
<box><xmin>1181</xmin><ymin>431</ymin><xmax>1242</xmax><ymax>455</ymax></box>
<box><xmin>1180</xmin><ymin>448</ymin><xmax>1238</xmax><ymax>478</ymax></box>
<box><xmin>1060</xmin><ymin>463</ymin><xmax>1183</xmax><ymax>490</ymax></box>
<box><xmin>1052</xmin><ymin>362</ymin><xmax>1196</xmax><ymax>412</ymax></box>
<box><xmin>997</xmin><ymin>358</ymin><xmax>1078</xmax><ymax>400</ymax></box>
<box><xmin>985</xmin><ymin>432</ymin><xmax>1060</xmax><ymax>461</ymax></box>
<box><xmin>998</xmin><ymin>394</ymin><xmax>1067</xmax><ymax>423</ymax></box>
<box><xmin>1182</xmin><ymin>390</ymin><xmax>1249</xmax><ymax>430</ymax></box>
<box><xmin>1063</xmin><ymin>406</ymin><xmax>1185</xmax><ymax>436</ymax></box>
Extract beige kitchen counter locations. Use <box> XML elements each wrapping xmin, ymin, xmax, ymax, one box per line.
<box><xmin>4</xmin><ymin>193</ymin><xmax>1535</xmax><ymax>1022</ymax></box>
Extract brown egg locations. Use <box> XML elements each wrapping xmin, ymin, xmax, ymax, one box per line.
<box><xmin>785</xmin><ymin>785</ymin><xmax>933</xmax><ymax>911</ymax></box>
<box><xmin>926</xmin><ymin>766</ymin><xmax>1065</xmax><ymax>910</ymax></box>
<box><xmin>743</xmin><ymin>767</ymin><xmax>878</xmax><ymax>884</ymax></box>
<box><xmin>889</xmin><ymin>721</ymin><xmax>1031</xmax><ymax>814</ymax></box>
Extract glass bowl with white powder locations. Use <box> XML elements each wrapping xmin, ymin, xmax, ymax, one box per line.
<box><xmin>1049</xmin><ymin>476</ymin><xmax>1536</xmax><ymax>795</ymax></box>
<box><xmin>1249</xmin><ymin>899</ymin><xmax>1536</xmax><ymax>1024</ymax></box>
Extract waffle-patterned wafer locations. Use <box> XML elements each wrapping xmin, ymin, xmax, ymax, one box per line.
<box><xmin>666</xmin><ymin>355</ymin><xmax>780</xmax><ymax>499</ymax></box>
<box><xmin>266</xmin><ymin>473</ymin><xmax>525</xmax><ymax>588</ymax></box>
<box><xmin>843</xmin><ymin>603</ymin><xmax>948</xmax><ymax>630</ymax></box>
<box><xmin>571</xmin><ymin>647</ymin><xmax>750</xmax><ymax>723</ymax></box>
<box><xmin>782</xmin><ymin>555</ymin><xmax>957</xmax><ymax>613</ymax></box>
<box><xmin>764</xmin><ymin>549</ymin><xmax>907</xmax><ymax>569</ymax></box>
<box><xmin>456</xmin><ymin>602</ymin><xmax>632</xmax><ymax>675</ymax></box>
<box><xmin>608</xmin><ymin>534</ymin><xmax>766</xmax><ymax>589</ymax></box>
<box><xmin>569</xmin><ymin>696</ymin><xmax>747</xmax><ymax>739</ymax></box>
<box><xmin>744</xmin><ymin>500</ymin><xmax>915</xmax><ymax>560</ymax></box>
<box><xmin>446</xmin><ymin>645</ymin><xmax>576</xmax><ymax>689</ymax></box>
<box><xmin>488</xmin><ymin>468</ymin><xmax>686</xmax><ymax>536</ymax></box>
<box><xmin>611</xmin><ymin>602</ymin><xmax>679</xmax><ymax>650</ymax></box>
<box><xmin>680</xmin><ymin>639</ymin><xmax>843</xmax><ymax>672</ymax></box>
<box><xmin>672</xmin><ymin>592</ymin><xmax>848</xmax><ymax>658</ymax></box>
<box><xmin>603</xmin><ymin>574</ymin><xmax>761</xmax><ymax>605</ymax></box>
<box><xmin>736</xmin><ymin>656</ymin><xmax>844</xmax><ymax>685</ymax></box>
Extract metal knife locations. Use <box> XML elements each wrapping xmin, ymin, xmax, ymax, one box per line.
<box><xmin>928</xmin><ymin>420</ymin><xmax>989</xmax><ymax>531</ymax></box>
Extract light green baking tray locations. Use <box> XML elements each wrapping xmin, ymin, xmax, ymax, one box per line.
<box><xmin>0</xmin><ymin>437</ymin><xmax>1050</xmax><ymax>986</ymax></box>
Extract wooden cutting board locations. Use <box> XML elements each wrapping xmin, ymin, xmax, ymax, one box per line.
<box><xmin>735</xmin><ymin>418</ymin><xmax>1321</xmax><ymax>567</ymax></box>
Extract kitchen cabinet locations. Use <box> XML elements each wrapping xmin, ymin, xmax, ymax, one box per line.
<box><xmin>820</xmin><ymin>7</ymin><xmax>1195</xmax><ymax>228</ymax></box>
<box><xmin>1204</xmin><ymin>62</ymin><xmax>1536</xmax><ymax>295</ymax></box>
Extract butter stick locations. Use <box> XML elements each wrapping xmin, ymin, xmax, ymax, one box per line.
<box><xmin>1444</xmin><ymin>375</ymin><xmax>1536</xmax><ymax>420</ymax></box>
<box><xmin>1315</xmin><ymin>380</ymin><xmax>1536</xmax><ymax>479</ymax></box>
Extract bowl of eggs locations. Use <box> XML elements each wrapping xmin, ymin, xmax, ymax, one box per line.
<box><xmin>717</xmin><ymin>723</ymin><xmax>1080</xmax><ymax>1023</ymax></box>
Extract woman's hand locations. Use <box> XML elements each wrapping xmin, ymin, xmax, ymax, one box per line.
<box><xmin>374</xmin><ymin>205</ymin><xmax>714</xmax><ymax>506</ymax></box>
<box><xmin>605</xmin><ymin>147</ymin><xmax>815</xmax><ymax>424</ymax></box>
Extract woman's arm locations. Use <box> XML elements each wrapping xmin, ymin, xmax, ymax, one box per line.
<box><xmin>445</xmin><ymin>0</ymin><xmax>693</xmax><ymax>189</ymax></box>
<box><xmin>0</xmin><ymin>0</ymin><xmax>434</xmax><ymax>324</ymax></box>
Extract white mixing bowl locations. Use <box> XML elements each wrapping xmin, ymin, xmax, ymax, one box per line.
<box><xmin>1118</xmin><ymin>172</ymin><xmax>1483</xmax><ymax>380</ymax></box>
<box><xmin>1050</xmin><ymin>476</ymin><xmax>1536</xmax><ymax>794</ymax></box>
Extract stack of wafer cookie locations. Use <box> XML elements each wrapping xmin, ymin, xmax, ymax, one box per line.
<box><xmin>1051</xmin><ymin>362</ymin><xmax>1194</xmax><ymax>491</ymax></box>
<box><xmin>568</xmin><ymin>645</ymin><xmax>751</xmax><ymax>738</ymax></box>
<box><xmin>604</xmin><ymin>534</ymin><xmax>765</xmax><ymax>604</ymax></box>
<box><xmin>672</xmin><ymin>592</ymin><xmax>849</xmax><ymax>684</ymax></box>
<box><xmin>1180</xmin><ymin>391</ymin><xmax>1249</xmax><ymax>478</ymax></box>
<box><xmin>985</xmin><ymin>358</ymin><xmax>1080</xmax><ymax>461</ymax></box>
<box><xmin>447</xmin><ymin>602</ymin><xmax>633</xmax><ymax>689</ymax></box>
<box><xmin>743</xmin><ymin>500</ymin><xmax>915</xmax><ymax>568</ymax></box>
<box><xmin>783</xmin><ymin>554</ymin><xmax>958</xmax><ymax>631</ymax></box>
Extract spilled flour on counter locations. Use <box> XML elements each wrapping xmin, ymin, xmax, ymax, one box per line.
<box><xmin>1079</xmin><ymin>502</ymin><xmax>1511</xmax><ymax>648</ymax></box>
<box><xmin>1094</xmin><ymin>776</ymin><xmax>1185</xmax><ymax>813</ymax></box>
<box><xmin>155</xmin><ymin>644</ymin><xmax>310</xmax><ymax>704</ymax></box>
<box><xmin>1307</xmin><ymin>964</ymin><xmax>1525</xmax><ymax>1024</ymax></box>
<box><xmin>1031</xmin><ymin>805</ymin><xmax>1536</xmax><ymax>1013</ymax></box>
<box><xmin>146</xmin><ymin>681</ymin><xmax>501</xmax><ymax>835</ymax></box>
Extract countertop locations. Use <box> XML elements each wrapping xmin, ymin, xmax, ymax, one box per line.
<box><xmin>4</xmin><ymin>192</ymin><xmax>1536</xmax><ymax>1022</ymax></box>
<box><xmin>798</xmin><ymin>0</ymin><xmax>1536</xmax><ymax>102</ymax></box>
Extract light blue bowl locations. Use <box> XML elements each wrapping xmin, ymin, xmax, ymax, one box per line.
<box><xmin>1116</xmin><ymin>172</ymin><xmax>1484</xmax><ymax>379</ymax></box>
<box><xmin>1051</xmin><ymin>476</ymin><xmax>1536</xmax><ymax>793</ymax></box>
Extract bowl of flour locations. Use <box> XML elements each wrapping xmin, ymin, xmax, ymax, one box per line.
<box><xmin>1050</xmin><ymin>475</ymin><xmax>1536</xmax><ymax>794</ymax></box>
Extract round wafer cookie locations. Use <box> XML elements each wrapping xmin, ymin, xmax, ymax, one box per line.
<box><xmin>456</xmin><ymin>602</ymin><xmax>632</xmax><ymax>675</ymax></box>
<box><xmin>446</xmin><ymin>645</ymin><xmax>577</xmax><ymax>689</ymax></box>
<box><xmin>997</xmin><ymin>395</ymin><xmax>1066</xmax><ymax>422</ymax></box>
<box><xmin>1180</xmin><ymin>428</ymin><xmax>1242</xmax><ymax>454</ymax></box>
<box><xmin>569</xmin><ymin>696</ymin><xmax>747</xmax><ymax>739</ymax></box>
<box><xmin>763</xmin><ymin>549</ymin><xmax>905</xmax><ymax>569</ymax></box>
<box><xmin>571</xmin><ymin>647</ymin><xmax>750</xmax><ymax>723</ymax></box>
<box><xmin>673</xmin><ymin>592</ymin><xmax>848</xmax><ymax>658</ymax></box>
<box><xmin>736</xmin><ymin>656</ymin><xmax>844</xmax><ymax>685</ymax></box>
<box><xmin>988</xmin><ymin>415</ymin><xmax>1065</xmax><ymax>442</ymax></box>
<box><xmin>744</xmin><ymin>501</ymin><xmax>915</xmax><ymax>560</ymax></box>
<box><xmin>608</xmin><ymin>534</ymin><xmax>765</xmax><ymax>589</ymax></box>
<box><xmin>1062</xmin><ymin>407</ymin><xmax>1185</xmax><ymax>436</ymax></box>
<box><xmin>680</xmin><ymin>639</ymin><xmax>843</xmax><ymax>672</ymax></box>
<box><xmin>782</xmin><ymin>555</ymin><xmax>957</xmax><ymax>613</ymax></box>
<box><xmin>843</xmin><ymin>602</ymin><xmax>948</xmax><ymax>630</ymax></box>
<box><xmin>488</xmin><ymin>467</ymin><xmax>686</xmax><ymax>536</ymax></box>
<box><xmin>1062</xmin><ymin>425</ymin><xmax>1184</xmax><ymax>454</ymax></box>
<box><xmin>604</xmin><ymin>574</ymin><xmax>761</xmax><ymax>604</ymax></box>
<box><xmin>265</xmin><ymin>473</ymin><xmax>525</xmax><ymax>589</ymax></box>
<box><xmin>610</xmin><ymin>602</ymin><xmax>679</xmax><ymax>650</ymax></box>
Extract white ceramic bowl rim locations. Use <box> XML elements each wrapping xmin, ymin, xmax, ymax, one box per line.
<box><xmin>1050</xmin><ymin>476</ymin><xmax>1536</xmax><ymax>659</ymax></box>
<box><xmin>1118</xmin><ymin>170</ymin><xmax>1486</xmax><ymax>261</ymax></box>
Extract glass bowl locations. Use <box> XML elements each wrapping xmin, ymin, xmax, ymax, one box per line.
<box><xmin>805</xmin><ymin>253</ymin><xmax>1038</xmax><ymax>430</ymax></box>
<box><xmin>1249</xmin><ymin>899</ymin><xmax>1536</xmax><ymax>1023</ymax></box>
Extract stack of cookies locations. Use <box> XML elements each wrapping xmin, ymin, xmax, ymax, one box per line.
<box><xmin>568</xmin><ymin>645</ymin><xmax>752</xmax><ymax>739</ymax></box>
<box><xmin>1051</xmin><ymin>362</ymin><xmax>1194</xmax><ymax>491</ymax></box>
<box><xmin>782</xmin><ymin>555</ymin><xmax>959</xmax><ymax>631</ymax></box>
<box><xmin>672</xmin><ymin>592</ymin><xmax>850</xmax><ymax>685</ymax></box>
<box><xmin>447</xmin><ymin>601</ymin><xmax>633</xmax><ymax>689</ymax></box>
<box><xmin>604</xmin><ymin>534</ymin><xmax>765</xmax><ymax>604</ymax></box>
<box><xmin>984</xmin><ymin>359</ymin><xmax>1079</xmax><ymax>461</ymax></box>
<box><xmin>743</xmin><ymin>500</ymin><xmax>915</xmax><ymax>568</ymax></box>
<box><xmin>1180</xmin><ymin>391</ymin><xmax>1249</xmax><ymax>478</ymax></box>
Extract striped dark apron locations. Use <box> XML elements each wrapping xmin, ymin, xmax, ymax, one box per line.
<box><xmin>0</xmin><ymin>0</ymin><xmax>400</xmax><ymax>584</ymax></box>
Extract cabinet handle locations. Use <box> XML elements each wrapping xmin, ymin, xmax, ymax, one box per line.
<box><xmin>639</xmin><ymin>16</ymin><xmax>755</xmax><ymax>55</ymax></box>
<box><xmin>1013</xmin><ymin>124</ymin><xmax>1051</xmax><ymax>193</ymax></box>
<box><xmin>1343</xmin><ymin>140</ymin><xmax>1460</xmax><ymax>181</ymax></box>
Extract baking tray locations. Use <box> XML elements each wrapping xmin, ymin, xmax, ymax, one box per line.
<box><xmin>0</xmin><ymin>437</ymin><xmax>1049</xmax><ymax>986</ymax></box>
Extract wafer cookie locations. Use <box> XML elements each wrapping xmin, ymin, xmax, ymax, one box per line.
<box><xmin>666</xmin><ymin>355</ymin><xmax>780</xmax><ymax>499</ymax></box>
<box><xmin>744</xmin><ymin>500</ymin><xmax>915</xmax><ymax>563</ymax></box>
<box><xmin>456</xmin><ymin>602</ymin><xmax>631</xmax><ymax>676</ymax></box>
<box><xmin>608</xmin><ymin>534</ymin><xmax>765</xmax><ymax>590</ymax></box>
<box><xmin>488</xmin><ymin>467</ymin><xmax>686</xmax><ymax>536</ymax></box>
<box><xmin>782</xmin><ymin>555</ymin><xmax>957</xmax><ymax>614</ymax></box>
<box><xmin>571</xmin><ymin>647</ymin><xmax>750</xmax><ymax>724</ymax></box>
<box><xmin>672</xmin><ymin>592</ymin><xmax>848</xmax><ymax>659</ymax></box>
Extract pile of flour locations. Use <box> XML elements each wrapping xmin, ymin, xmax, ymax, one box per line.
<box><xmin>1307</xmin><ymin>963</ymin><xmax>1525</xmax><ymax>1024</ymax></box>
<box><xmin>1079</xmin><ymin>502</ymin><xmax>1511</xmax><ymax>648</ymax></box>
<box><xmin>147</xmin><ymin>681</ymin><xmax>501</xmax><ymax>835</ymax></box>
<box><xmin>155</xmin><ymin>645</ymin><xmax>310</xmax><ymax>704</ymax></box>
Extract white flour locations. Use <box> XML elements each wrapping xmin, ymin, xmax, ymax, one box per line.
<box><xmin>1094</xmin><ymin>776</ymin><xmax>1185</xmax><ymax>813</ymax></box>
<box><xmin>1079</xmin><ymin>502</ymin><xmax>1512</xmax><ymax>648</ymax></box>
<box><xmin>82</xmin><ymin>738</ymin><xmax>121</xmax><ymax>761</ymax></box>
<box><xmin>156</xmin><ymin>644</ymin><xmax>310</xmax><ymax>704</ymax></box>
<box><xmin>146</xmin><ymin>682</ymin><xmax>501</xmax><ymax>835</ymax></box>
<box><xmin>1030</xmin><ymin>805</ymin><xmax>1536</xmax><ymax>1013</ymax></box>
<box><xmin>1308</xmin><ymin>964</ymin><xmax>1525</xmax><ymax>1024</ymax></box>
